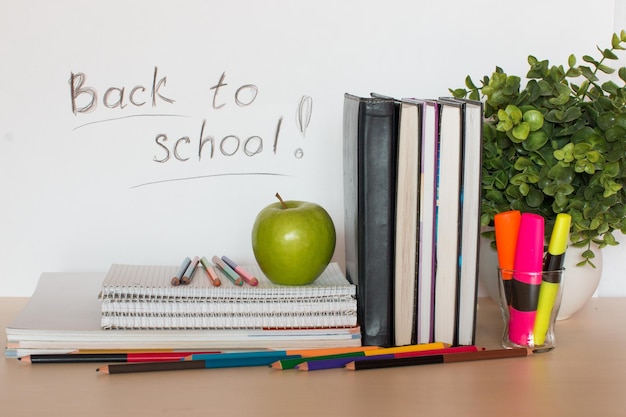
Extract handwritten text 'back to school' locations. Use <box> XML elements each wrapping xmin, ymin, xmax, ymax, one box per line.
<box><xmin>68</xmin><ymin>67</ymin><xmax>313</xmax><ymax>163</ymax></box>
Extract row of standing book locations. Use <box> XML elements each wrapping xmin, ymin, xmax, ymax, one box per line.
<box><xmin>342</xmin><ymin>93</ymin><xmax>483</xmax><ymax>348</ymax></box>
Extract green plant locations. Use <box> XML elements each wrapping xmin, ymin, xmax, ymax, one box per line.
<box><xmin>450</xmin><ymin>31</ymin><xmax>626</xmax><ymax>267</ymax></box>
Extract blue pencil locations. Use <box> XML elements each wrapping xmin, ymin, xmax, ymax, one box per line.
<box><xmin>97</xmin><ymin>355</ymin><xmax>301</xmax><ymax>374</ymax></box>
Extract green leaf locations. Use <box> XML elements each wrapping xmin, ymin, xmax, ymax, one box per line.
<box><xmin>511</xmin><ymin>122</ymin><xmax>530</xmax><ymax>141</ymax></box>
<box><xmin>597</xmin><ymin>64</ymin><xmax>615</xmax><ymax>74</ymax></box>
<box><xmin>580</xmin><ymin>66</ymin><xmax>598</xmax><ymax>82</ymax></box>
<box><xmin>605</xmin><ymin>126</ymin><xmax>626</xmax><ymax>142</ymax></box>
<box><xmin>577</xmin><ymin>79</ymin><xmax>591</xmax><ymax>97</ymax></box>
<box><xmin>605</xmin><ymin>161</ymin><xmax>620</xmax><ymax>177</ymax></box>
<box><xmin>465</xmin><ymin>75</ymin><xmax>478</xmax><ymax>90</ymax></box>
<box><xmin>602</xmin><ymin>47</ymin><xmax>619</xmax><ymax>60</ymax></box>
<box><xmin>556</xmin><ymin>107</ymin><xmax>583</xmax><ymax>123</ymax></box>
<box><xmin>523</xmin><ymin>130</ymin><xmax>549</xmax><ymax>151</ymax></box>
<box><xmin>525</xmin><ymin>189</ymin><xmax>544</xmax><ymax>207</ymax></box>
<box><xmin>597</xmin><ymin>112</ymin><xmax>617</xmax><ymax>130</ymax></box>
<box><xmin>450</xmin><ymin>88</ymin><xmax>467</xmax><ymax>98</ymax></box>
<box><xmin>568</xmin><ymin>54</ymin><xmax>577</xmax><ymax>67</ymax></box>
<box><xmin>612</xmin><ymin>33</ymin><xmax>625</xmax><ymax>50</ymax></box>
<box><xmin>583</xmin><ymin>55</ymin><xmax>598</xmax><ymax>65</ymax></box>
<box><xmin>506</xmin><ymin>105</ymin><xmax>523</xmax><ymax>123</ymax></box>
<box><xmin>566</xmin><ymin>67</ymin><xmax>582</xmax><ymax>77</ymax></box>
<box><xmin>602</xmin><ymin>81</ymin><xmax>620</xmax><ymax>95</ymax></box>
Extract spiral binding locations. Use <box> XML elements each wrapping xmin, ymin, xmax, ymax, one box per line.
<box><xmin>99</xmin><ymin>262</ymin><xmax>357</xmax><ymax>330</ymax></box>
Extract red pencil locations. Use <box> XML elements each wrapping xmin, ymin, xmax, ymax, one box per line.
<box><xmin>345</xmin><ymin>348</ymin><xmax>532</xmax><ymax>371</ymax></box>
<box><xmin>393</xmin><ymin>345</ymin><xmax>482</xmax><ymax>358</ymax></box>
<box><xmin>19</xmin><ymin>351</ymin><xmax>220</xmax><ymax>364</ymax></box>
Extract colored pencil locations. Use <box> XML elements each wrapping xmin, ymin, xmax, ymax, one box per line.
<box><xmin>97</xmin><ymin>355</ymin><xmax>301</xmax><ymax>374</ymax></box>
<box><xmin>221</xmin><ymin>256</ymin><xmax>259</xmax><ymax>286</ymax></box>
<box><xmin>284</xmin><ymin>346</ymin><xmax>382</xmax><ymax>356</ymax></box>
<box><xmin>361</xmin><ymin>342</ymin><xmax>447</xmax><ymax>356</ymax></box>
<box><xmin>295</xmin><ymin>345</ymin><xmax>481</xmax><ymax>371</ymax></box>
<box><xmin>271</xmin><ymin>351</ymin><xmax>369</xmax><ymax>370</ymax></box>
<box><xmin>298</xmin><ymin>354</ymin><xmax>396</xmax><ymax>371</ymax></box>
<box><xmin>345</xmin><ymin>348</ymin><xmax>533</xmax><ymax>371</ymax></box>
<box><xmin>200</xmin><ymin>256</ymin><xmax>221</xmax><ymax>286</ymax></box>
<box><xmin>97</xmin><ymin>360</ymin><xmax>206</xmax><ymax>374</ymax></box>
<box><xmin>171</xmin><ymin>257</ymin><xmax>191</xmax><ymax>286</ymax></box>
<box><xmin>184</xmin><ymin>350</ymin><xmax>300</xmax><ymax>362</ymax></box>
<box><xmin>19</xmin><ymin>351</ymin><xmax>219</xmax><ymax>364</ymax></box>
<box><xmin>212</xmin><ymin>255</ymin><xmax>243</xmax><ymax>285</ymax></box>
<box><xmin>273</xmin><ymin>343</ymin><xmax>454</xmax><ymax>370</ymax></box>
<box><xmin>65</xmin><ymin>349</ymin><xmax>221</xmax><ymax>354</ymax></box>
<box><xmin>187</xmin><ymin>346</ymin><xmax>382</xmax><ymax>362</ymax></box>
<box><xmin>180</xmin><ymin>256</ymin><xmax>200</xmax><ymax>285</ymax></box>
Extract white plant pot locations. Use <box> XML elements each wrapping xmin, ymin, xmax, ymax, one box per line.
<box><xmin>479</xmin><ymin>236</ymin><xmax>603</xmax><ymax>320</ymax></box>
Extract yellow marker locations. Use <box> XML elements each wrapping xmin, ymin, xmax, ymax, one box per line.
<box><xmin>533</xmin><ymin>213</ymin><xmax>571</xmax><ymax>345</ymax></box>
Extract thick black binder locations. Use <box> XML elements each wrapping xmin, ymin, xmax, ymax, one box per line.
<box><xmin>343</xmin><ymin>93</ymin><xmax>398</xmax><ymax>347</ymax></box>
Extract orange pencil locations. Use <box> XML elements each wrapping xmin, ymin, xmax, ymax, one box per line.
<box><xmin>200</xmin><ymin>257</ymin><xmax>221</xmax><ymax>287</ymax></box>
<box><xmin>494</xmin><ymin>210</ymin><xmax>521</xmax><ymax>304</ymax></box>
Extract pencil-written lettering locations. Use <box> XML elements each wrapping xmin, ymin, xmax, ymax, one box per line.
<box><xmin>69</xmin><ymin>67</ymin><xmax>175</xmax><ymax>115</ymax></box>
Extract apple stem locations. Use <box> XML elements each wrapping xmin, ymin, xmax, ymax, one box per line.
<box><xmin>275</xmin><ymin>193</ymin><xmax>288</xmax><ymax>209</ymax></box>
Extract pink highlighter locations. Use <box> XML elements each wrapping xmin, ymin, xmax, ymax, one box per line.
<box><xmin>509</xmin><ymin>213</ymin><xmax>544</xmax><ymax>346</ymax></box>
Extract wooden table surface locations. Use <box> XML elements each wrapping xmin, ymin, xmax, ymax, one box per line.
<box><xmin>1</xmin><ymin>296</ymin><xmax>625</xmax><ymax>417</ymax></box>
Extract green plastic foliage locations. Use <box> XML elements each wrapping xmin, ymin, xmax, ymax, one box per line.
<box><xmin>450</xmin><ymin>31</ymin><xmax>626</xmax><ymax>267</ymax></box>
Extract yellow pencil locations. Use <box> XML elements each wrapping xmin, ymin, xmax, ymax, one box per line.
<box><xmin>362</xmin><ymin>342</ymin><xmax>448</xmax><ymax>356</ymax></box>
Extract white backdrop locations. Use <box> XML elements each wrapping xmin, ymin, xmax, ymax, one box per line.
<box><xmin>1</xmin><ymin>0</ymin><xmax>624</xmax><ymax>296</ymax></box>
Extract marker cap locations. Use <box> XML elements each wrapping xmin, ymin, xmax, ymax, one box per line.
<box><xmin>513</xmin><ymin>213</ymin><xmax>544</xmax><ymax>281</ymax></box>
<box><xmin>548</xmin><ymin>213</ymin><xmax>572</xmax><ymax>256</ymax></box>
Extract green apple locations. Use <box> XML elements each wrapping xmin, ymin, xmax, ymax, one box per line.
<box><xmin>251</xmin><ymin>193</ymin><xmax>336</xmax><ymax>285</ymax></box>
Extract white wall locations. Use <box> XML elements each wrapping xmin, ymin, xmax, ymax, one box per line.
<box><xmin>1</xmin><ymin>0</ymin><xmax>623</xmax><ymax>296</ymax></box>
<box><xmin>597</xmin><ymin>0</ymin><xmax>626</xmax><ymax>297</ymax></box>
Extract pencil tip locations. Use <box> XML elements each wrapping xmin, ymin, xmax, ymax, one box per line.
<box><xmin>96</xmin><ymin>365</ymin><xmax>109</xmax><ymax>374</ymax></box>
<box><xmin>296</xmin><ymin>363</ymin><xmax>308</xmax><ymax>371</ymax></box>
<box><xmin>345</xmin><ymin>362</ymin><xmax>356</xmax><ymax>370</ymax></box>
<box><xmin>269</xmin><ymin>361</ymin><xmax>282</xmax><ymax>370</ymax></box>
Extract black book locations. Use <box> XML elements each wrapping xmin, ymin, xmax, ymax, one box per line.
<box><xmin>343</xmin><ymin>93</ymin><xmax>399</xmax><ymax>347</ymax></box>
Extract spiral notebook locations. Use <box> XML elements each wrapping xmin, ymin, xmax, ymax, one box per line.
<box><xmin>6</xmin><ymin>268</ymin><xmax>361</xmax><ymax>357</ymax></box>
<box><xmin>100</xmin><ymin>262</ymin><xmax>355</xmax><ymax>300</ymax></box>
<box><xmin>99</xmin><ymin>262</ymin><xmax>358</xmax><ymax>330</ymax></box>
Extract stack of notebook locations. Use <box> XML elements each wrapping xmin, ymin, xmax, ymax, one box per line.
<box><xmin>99</xmin><ymin>262</ymin><xmax>358</xmax><ymax>330</ymax></box>
<box><xmin>5</xmin><ymin>263</ymin><xmax>360</xmax><ymax>357</ymax></box>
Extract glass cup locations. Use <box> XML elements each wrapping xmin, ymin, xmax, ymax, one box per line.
<box><xmin>497</xmin><ymin>268</ymin><xmax>565</xmax><ymax>352</ymax></box>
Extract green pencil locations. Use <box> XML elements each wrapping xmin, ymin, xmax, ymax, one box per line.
<box><xmin>270</xmin><ymin>351</ymin><xmax>367</xmax><ymax>370</ymax></box>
